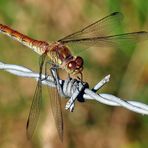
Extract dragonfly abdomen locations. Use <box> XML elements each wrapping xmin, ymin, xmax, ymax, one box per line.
<box><xmin>0</xmin><ymin>24</ymin><xmax>49</xmax><ymax>55</ymax></box>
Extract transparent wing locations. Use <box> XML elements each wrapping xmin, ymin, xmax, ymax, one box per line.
<box><xmin>26</xmin><ymin>53</ymin><xmax>46</xmax><ymax>139</ymax></box>
<box><xmin>48</xmin><ymin>86</ymin><xmax>64</xmax><ymax>141</ymax></box>
<box><xmin>26</xmin><ymin>80</ymin><xmax>42</xmax><ymax>139</ymax></box>
<box><xmin>61</xmin><ymin>31</ymin><xmax>148</xmax><ymax>48</ymax></box>
<box><xmin>58</xmin><ymin>12</ymin><xmax>123</xmax><ymax>42</ymax></box>
<box><xmin>58</xmin><ymin>12</ymin><xmax>148</xmax><ymax>49</ymax></box>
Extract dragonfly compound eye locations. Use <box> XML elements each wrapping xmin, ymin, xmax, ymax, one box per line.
<box><xmin>67</xmin><ymin>61</ymin><xmax>76</xmax><ymax>70</ymax></box>
<box><xmin>75</xmin><ymin>56</ymin><xmax>83</xmax><ymax>68</ymax></box>
<box><xmin>75</xmin><ymin>56</ymin><xmax>83</xmax><ymax>66</ymax></box>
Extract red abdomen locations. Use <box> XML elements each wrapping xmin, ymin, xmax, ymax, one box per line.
<box><xmin>0</xmin><ymin>24</ymin><xmax>49</xmax><ymax>54</ymax></box>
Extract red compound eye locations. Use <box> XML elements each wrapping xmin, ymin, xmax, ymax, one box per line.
<box><xmin>68</xmin><ymin>61</ymin><xmax>76</xmax><ymax>70</ymax></box>
<box><xmin>75</xmin><ymin>56</ymin><xmax>83</xmax><ymax>67</ymax></box>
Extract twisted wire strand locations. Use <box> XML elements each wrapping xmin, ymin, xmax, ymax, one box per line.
<box><xmin>0</xmin><ymin>61</ymin><xmax>148</xmax><ymax>115</ymax></box>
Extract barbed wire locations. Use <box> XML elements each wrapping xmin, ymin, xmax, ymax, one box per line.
<box><xmin>0</xmin><ymin>61</ymin><xmax>148</xmax><ymax>115</ymax></box>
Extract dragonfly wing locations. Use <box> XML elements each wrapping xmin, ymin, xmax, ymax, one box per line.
<box><xmin>48</xmin><ymin>86</ymin><xmax>64</xmax><ymax>141</ymax></box>
<box><xmin>26</xmin><ymin>80</ymin><xmax>42</xmax><ymax>139</ymax></box>
<box><xmin>61</xmin><ymin>31</ymin><xmax>148</xmax><ymax>48</ymax></box>
<box><xmin>58</xmin><ymin>12</ymin><xmax>123</xmax><ymax>42</ymax></box>
<box><xmin>26</xmin><ymin>53</ymin><xmax>46</xmax><ymax>139</ymax></box>
<box><xmin>58</xmin><ymin>12</ymin><xmax>148</xmax><ymax>51</ymax></box>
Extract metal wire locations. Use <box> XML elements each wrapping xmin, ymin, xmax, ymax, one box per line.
<box><xmin>0</xmin><ymin>61</ymin><xmax>148</xmax><ymax>115</ymax></box>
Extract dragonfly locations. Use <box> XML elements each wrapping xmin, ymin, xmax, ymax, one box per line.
<box><xmin>0</xmin><ymin>12</ymin><xmax>148</xmax><ymax>141</ymax></box>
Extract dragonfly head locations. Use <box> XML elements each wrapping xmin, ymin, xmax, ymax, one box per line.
<box><xmin>66</xmin><ymin>56</ymin><xmax>83</xmax><ymax>76</ymax></box>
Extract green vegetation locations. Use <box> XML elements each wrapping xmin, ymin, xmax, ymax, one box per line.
<box><xmin>0</xmin><ymin>0</ymin><xmax>148</xmax><ymax>147</ymax></box>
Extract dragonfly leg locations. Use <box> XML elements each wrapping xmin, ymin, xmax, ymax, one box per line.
<box><xmin>68</xmin><ymin>73</ymin><xmax>71</xmax><ymax>79</ymax></box>
<box><xmin>77</xmin><ymin>72</ymin><xmax>83</xmax><ymax>81</ymax></box>
<box><xmin>42</xmin><ymin>60</ymin><xmax>59</xmax><ymax>82</ymax></box>
<box><xmin>50</xmin><ymin>67</ymin><xmax>65</xmax><ymax>97</ymax></box>
<box><xmin>38</xmin><ymin>52</ymin><xmax>47</xmax><ymax>80</ymax></box>
<box><xmin>43</xmin><ymin>61</ymin><xmax>54</xmax><ymax>80</ymax></box>
<box><xmin>44</xmin><ymin>61</ymin><xmax>64</xmax><ymax>97</ymax></box>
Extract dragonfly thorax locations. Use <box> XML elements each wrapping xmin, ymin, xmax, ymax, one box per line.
<box><xmin>48</xmin><ymin>42</ymin><xmax>83</xmax><ymax>75</ymax></box>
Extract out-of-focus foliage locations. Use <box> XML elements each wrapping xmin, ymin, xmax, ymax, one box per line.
<box><xmin>0</xmin><ymin>0</ymin><xmax>148</xmax><ymax>148</ymax></box>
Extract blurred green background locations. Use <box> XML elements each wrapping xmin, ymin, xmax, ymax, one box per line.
<box><xmin>0</xmin><ymin>0</ymin><xmax>148</xmax><ymax>148</ymax></box>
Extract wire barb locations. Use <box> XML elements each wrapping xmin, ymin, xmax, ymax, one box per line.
<box><xmin>1</xmin><ymin>61</ymin><xmax>148</xmax><ymax>115</ymax></box>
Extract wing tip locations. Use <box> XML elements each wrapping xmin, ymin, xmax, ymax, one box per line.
<box><xmin>112</xmin><ymin>12</ymin><xmax>120</xmax><ymax>15</ymax></box>
<box><xmin>26</xmin><ymin>119</ymin><xmax>33</xmax><ymax>140</ymax></box>
<box><xmin>111</xmin><ymin>11</ymin><xmax>123</xmax><ymax>17</ymax></box>
<box><xmin>110</xmin><ymin>11</ymin><xmax>124</xmax><ymax>21</ymax></box>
